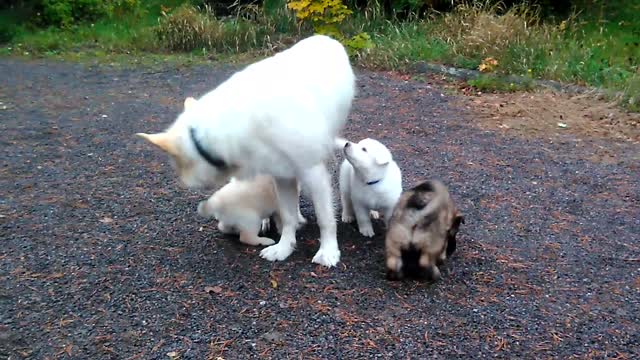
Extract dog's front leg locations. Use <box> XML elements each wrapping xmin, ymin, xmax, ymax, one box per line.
<box><xmin>260</xmin><ymin>177</ymin><xmax>298</xmax><ymax>261</ymax></box>
<box><xmin>302</xmin><ymin>163</ymin><xmax>341</xmax><ymax>267</ymax></box>
<box><xmin>354</xmin><ymin>204</ymin><xmax>375</xmax><ymax>237</ymax></box>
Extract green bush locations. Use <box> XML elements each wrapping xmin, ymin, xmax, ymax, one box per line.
<box><xmin>0</xmin><ymin>22</ymin><xmax>19</xmax><ymax>43</ymax></box>
<box><xmin>38</xmin><ymin>0</ymin><xmax>141</xmax><ymax>28</ymax></box>
<box><xmin>41</xmin><ymin>0</ymin><xmax>74</xmax><ymax>27</ymax></box>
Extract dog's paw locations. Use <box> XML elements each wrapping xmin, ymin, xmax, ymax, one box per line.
<box><xmin>370</xmin><ymin>210</ymin><xmax>380</xmax><ymax>220</ymax></box>
<box><xmin>359</xmin><ymin>226</ymin><xmax>375</xmax><ymax>237</ymax></box>
<box><xmin>260</xmin><ymin>218</ymin><xmax>271</xmax><ymax>233</ymax></box>
<box><xmin>386</xmin><ymin>269</ymin><xmax>404</xmax><ymax>281</ymax></box>
<box><xmin>312</xmin><ymin>246</ymin><xmax>341</xmax><ymax>268</ymax></box>
<box><xmin>341</xmin><ymin>213</ymin><xmax>355</xmax><ymax>223</ymax></box>
<box><xmin>260</xmin><ymin>242</ymin><xmax>295</xmax><ymax>262</ymax></box>
<box><xmin>257</xmin><ymin>236</ymin><xmax>276</xmax><ymax>246</ymax></box>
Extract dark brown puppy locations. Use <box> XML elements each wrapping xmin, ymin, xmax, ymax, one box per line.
<box><xmin>385</xmin><ymin>180</ymin><xmax>464</xmax><ymax>281</ymax></box>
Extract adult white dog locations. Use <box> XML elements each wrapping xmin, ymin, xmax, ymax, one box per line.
<box><xmin>136</xmin><ymin>35</ymin><xmax>356</xmax><ymax>267</ymax></box>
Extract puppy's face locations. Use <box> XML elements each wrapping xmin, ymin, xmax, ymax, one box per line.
<box><xmin>343</xmin><ymin>138</ymin><xmax>392</xmax><ymax>182</ymax></box>
<box><xmin>136</xmin><ymin>98</ymin><xmax>232</xmax><ymax>190</ymax></box>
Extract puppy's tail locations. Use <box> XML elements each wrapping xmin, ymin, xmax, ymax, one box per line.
<box><xmin>334</xmin><ymin>137</ymin><xmax>349</xmax><ymax>151</ymax></box>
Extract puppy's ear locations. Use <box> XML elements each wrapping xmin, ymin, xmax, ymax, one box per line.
<box><xmin>184</xmin><ymin>97</ymin><xmax>197</xmax><ymax>110</ymax></box>
<box><xmin>374</xmin><ymin>151</ymin><xmax>392</xmax><ymax>166</ymax></box>
<box><xmin>446</xmin><ymin>213</ymin><xmax>464</xmax><ymax>257</ymax></box>
<box><xmin>136</xmin><ymin>132</ymin><xmax>178</xmax><ymax>156</ymax></box>
<box><xmin>449</xmin><ymin>213</ymin><xmax>464</xmax><ymax>236</ymax></box>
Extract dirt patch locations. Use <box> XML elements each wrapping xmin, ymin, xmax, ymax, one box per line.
<box><xmin>386</xmin><ymin>70</ymin><xmax>640</xmax><ymax>144</ymax></box>
<box><xmin>460</xmin><ymin>91</ymin><xmax>640</xmax><ymax>143</ymax></box>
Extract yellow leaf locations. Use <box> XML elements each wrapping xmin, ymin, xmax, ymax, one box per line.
<box><xmin>270</xmin><ymin>279</ymin><xmax>278</xmax><ymax>289</ymax></box>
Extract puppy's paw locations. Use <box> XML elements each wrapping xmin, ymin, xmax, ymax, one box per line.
<box><xmin>260</xmin><ymin>242</ymin><xmax>295</xmax><ymax>262</ymax></box>
<box><xmin>341</xmin><ymin>212</ymin><xmax>354</xmax><ymax>223</ymax></box>
<box><xmin>197</xmin><ymin>201</ymin><xmax>209</xmax><ymax>218</ymax></box>
<box><xmin>260</xmin><ymin>218</ymin><xmax>271</xmax><ymax>233</ymax></box>
<box><xmin>386</xmin><ymin>269</ymin><xmax>404</xmax><ymax>281</ymax></box>
<box><xmin>295</xmin><ymin>216</ymin><xmax>307</xmax><ymax>230</ymax></box>
<box><xmin>358</xmin><ymin>226</ymin><xmax>375</xmax><ymax>237</ymax></box>
<box><xmin>417</xmin><ymin>265</ymin><xmax>441</xmax><ymax>282</ymax></box>
<box><xmin>257</xmin><ymin>236</ymin><xmax>276</xmax><ymax>246</ymax></box>
<box><xmin>370</xmin><ymin>210</ymin><xmax>380</xmax><ymax>220</ymax></box>
<box><xmin>217</xmin><ymin>221</ymin><xmax>237</xmax><ymax>234</ymax></box>
<box><xmin>312</xmin><ymin>246</ymin><xmax>341</xmax><ymax>268</ymax></box>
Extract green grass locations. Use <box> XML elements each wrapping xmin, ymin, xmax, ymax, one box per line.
<box><xmin>0</xmin><ymin>0</ymin><xmax>638</xmax><ymax>110</ymax></box>
<box><xmin>356</xmin><ymin>2</ymin><xmax>639</xmax><ymax>110</ymax></box>
<box><xmin>468</xmin><ymin>74</ymin><xmax>534</xmax><ymax>92</ymax></box>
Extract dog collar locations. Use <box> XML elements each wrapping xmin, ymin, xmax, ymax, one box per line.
<box><xmin>189</xmin><ymin>127</ymin><xmax>227</xmax><ymax>168</ymax></box>
<box><xmin>367</xmin><ymin>179</ymin><xmax>381</xmax><ymax>185</ymax></box>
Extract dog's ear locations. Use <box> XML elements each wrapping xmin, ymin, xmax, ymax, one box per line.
<box><xmin>445</xmin><ymin>213</ymin><xmax>464</xmax><ymax>257</ymax></box>
<box><xmin>136</xmin><ymin>132</ymin><xmax>178</xmax><ymax>156</ymax></box>
<box><xmin>450</xmin><ymin>213</ymin><xmax>464</xmax><ymax>235</ymax></box>
<box><xmin>374</xmin><ymin>151</ymin><xmax>392</xmax><ymax>166</ymax></box>
<box><xmin>184</xmin><ymin>97</ymin><xmax>197</xmax><ymax>110</ymax></box>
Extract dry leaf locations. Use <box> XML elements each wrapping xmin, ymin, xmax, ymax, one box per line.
<box><xmin>167</xmin><ymin>351</ymin><xmax>180</xmax><ymax>359</ymax></box>
<box><xmin>99</xmin><ymin>217</ymin><xmax>114</xmax><ymax>224</ymax></box>
<box><xmin>205</xmin><ymin>286</ymin><xmax>223</xmax><ymax>294</ymax></box>
<box><xmin>479</xmin><ymin>57</ymin><xmax>499</xmax><ymax>73</ymax></box>
<box><xmin>270</xmin><ymin>279</ymin><xmax>278</xmax><ymax>289</ymax></box>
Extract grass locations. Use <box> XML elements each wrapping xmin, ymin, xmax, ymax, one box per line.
<box><xmin>0</xmin><ymin>0</ymin><xmax>638</xmax><ymax>110</ymax></box>
<box><xmin>468</xmin><ymin>74</ymin><xmax>534</xmax><ymax>92</ymax></box>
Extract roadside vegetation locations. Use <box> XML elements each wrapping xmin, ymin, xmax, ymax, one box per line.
<box><xmin>1</xmin><ymin>0</ymin><xmax>638</xmax><ymax>110</ymax></box>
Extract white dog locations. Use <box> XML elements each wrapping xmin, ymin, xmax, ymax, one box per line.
<box><xmin>136</xmin><ymin>35</ymin><xmax>355</xmax><ymax>267</ymax></box>
<box><xmin>197</xmin><ymin>175</ymin><xmax>306</xmax><ymax>246</ymax></box>
<box><xmin>339</xmin><ymin>138</ymin><xmax>403</xmax><ymax>237</ymax></box>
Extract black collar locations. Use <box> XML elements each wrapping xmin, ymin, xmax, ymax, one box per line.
<box><xmin>367</xmin><ymin>179</ymin><xmax>381</xmax><ymax>185</ymax></box>
<box><xmin>189</xmin><ymin>127</ymin><xmax>227</xmax><ymax>168</ymax></box>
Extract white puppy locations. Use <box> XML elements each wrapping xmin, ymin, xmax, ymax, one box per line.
<box><xmin>197</xmin><ymin>175</ymin><xmax>306</xmax><ymax>246</ymax></box>
<box><xmin>339</xmin><ymin>138</ymin><xmax>403</xmax><ymax>237</ymax></box>
<box><xmin>136</xmin><ymin>35</ymin><xmax>355</xmax><ymax>267</ymax></box>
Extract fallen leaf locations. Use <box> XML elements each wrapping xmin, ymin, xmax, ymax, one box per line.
<box><xmin>270</xmin><ymin>279</ymin><xmax>278</xmax><ymax>289</ymax></box>
<box><xmin>166</xmin><ymin>351</ymin><xmax>180</xmax><ymax>359</ymax></box>
<box><xmin>205</xmin><ymin>286</ymin><xmax>223</xmax><ymax>294</ymax></box>
<box><xmin>99</xmin><ymin>217</ymin><xmax>114</xmax><ymax>224</ymax></box>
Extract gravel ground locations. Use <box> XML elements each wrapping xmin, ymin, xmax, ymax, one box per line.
<box><xmin>1</xmin><ymin>58</ymin><xmax>639</xmax><ymax>359</ymax></box>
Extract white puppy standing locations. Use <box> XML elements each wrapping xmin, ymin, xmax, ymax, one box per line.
<box><xmin>339</xmin><ymin>138</ymin><xmax>403</xmax><ymax>237</ymax></box>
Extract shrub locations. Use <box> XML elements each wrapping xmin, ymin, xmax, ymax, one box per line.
<box><xmin>0</xmin><ymin>22</ymin><xmax>19</xmax><ymax>43</ymax></box>
<box><xmin>38</xmin><ymin>0</ymin><xmax>141</xmax><ymax>28</ymax></box>
<box><xmin>286</xmin><ymin>0</ymin><xmax>372</xmax><ymax>55</ymax></box>
<box><xmin>154</xmin><ymin>4</ymin><xmax>269</xmax><ymax>53</ymax></box>
<box><xmin>41</xmin><ymin>0</ymin><xmax>74</xmax><ymax>28</ymax></box>
<box><xmin>437</xmin><ymin>2</ymin><xmax>547</xmax><ymax>59</ymax></box>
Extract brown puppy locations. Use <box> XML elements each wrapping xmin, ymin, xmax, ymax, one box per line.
<box><xmin>385</xmin><ymin>180</ymin><xmax>464</xmax><ymax>281</ymax></box>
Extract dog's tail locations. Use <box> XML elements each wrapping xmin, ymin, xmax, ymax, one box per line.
<box><xmin>334</xmin><ymin>137</ymin><xmax>349</xmax><ymax>151</ymax></box>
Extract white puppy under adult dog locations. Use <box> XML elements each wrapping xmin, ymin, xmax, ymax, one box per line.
<box><xmin>339</xmin><ymin>138</ymin><xmax>403</xmax><ymax>237</ymax></box>
<box><xmin>197</xmin><ymin>175</ymin><xmax>306</xmax><ymax>246</ymax></box>
<box><xmin>136</xmin><ymin>35</ymin><xmax>355</xmax><ymax>267</ymax></box>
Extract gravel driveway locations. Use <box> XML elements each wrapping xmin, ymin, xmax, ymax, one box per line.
<box><xmin>1</xmin><ymin>58</ymin><xmax>639</xmax><ymax>359</ymax></box>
